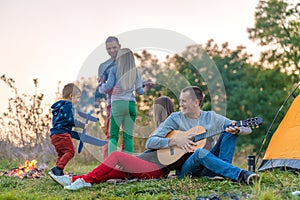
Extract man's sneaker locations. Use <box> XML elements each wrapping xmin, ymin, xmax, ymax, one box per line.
<box><xmin>238</xmin><ymin>170</ymin><xmax>259</xmax><ymax>185</ymax></box>
<box><xmin>50</xmin><ymin>166</ymin><xmax>64</xmax><ymax>176</ymax></box>
<box><xmin>48</xmin><ymin>172</ymin><xmax>72</xmax><ymax>186</ymax></box>
<box><xmin>64</xmin><ymin>178</ymin><xmax>91</xmax><ymax>190</ymax></box>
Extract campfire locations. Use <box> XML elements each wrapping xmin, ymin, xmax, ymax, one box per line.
<box><xmin>3</xmin><ymin>160</ymin><xmax>43</xmax><ymax>179</ymax></box>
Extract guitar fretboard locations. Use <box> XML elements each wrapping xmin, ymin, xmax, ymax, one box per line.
<box><xmin>192</xmin><ymin>121</ymin><xmax>244</xmax><ymax>142</ymax></box>
<box><xmin>193</xmin><ymin>128</ymin><xmax>223</xmax><ymax>142</ymax></box>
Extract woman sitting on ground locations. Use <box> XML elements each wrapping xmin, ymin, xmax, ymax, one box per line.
<box><xmin>49</xmin><ymin>96</ymin><xmax>174</xmax><ymax>190</ymax></box>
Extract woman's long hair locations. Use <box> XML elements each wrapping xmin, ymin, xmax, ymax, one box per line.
<box><xmin>153</xmin><ymin>96</ymin><xmax>174</xmax><ymax>128</ymax></box>
<box><xmin>116</xmin><ymin>48</ymin><xmax>137</xmax><ymax>90</ymax></box>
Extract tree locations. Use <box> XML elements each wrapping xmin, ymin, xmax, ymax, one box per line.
<box><xmin>0</xmin><ymin>75</ymin><xmax>51</xmax><ymax>147</ymax></box>
<box><xmin>163</xmin><ymin>40</ymin><xmax>294</xmax><ymax>150</ymax></box>
<box><xmin>248</xmin><ymin>0</ymin><xmax>300</xmax><ymax>82</ymax></box>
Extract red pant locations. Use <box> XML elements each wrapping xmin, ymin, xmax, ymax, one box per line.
<box><xmin>50</xmin><ymin>133</ymin><xmax>75</xmax><ymax>170</ymax></box>
<box><xmin>72</xmin><ymin>151</ymin><xmax>168</xmax><ymax>184</ymax></box>
<box><xmin>102</xmin><ymin>105</ymin><xmax>125</xmax><ymax>159</ymax></box>
<box><xmin>102</xmin><ymin>105</ymin><xmax>111</xmax><ymax>160</ymax></box>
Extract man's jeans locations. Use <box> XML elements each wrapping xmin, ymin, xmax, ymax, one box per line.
<box><xmin>178</xmin><ymin>132</ymin><xmax>242</xmax><ymax>181</ymax></box>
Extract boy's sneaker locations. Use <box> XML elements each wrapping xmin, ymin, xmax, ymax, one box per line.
<box><xmin>64</xmin><ymin>178</ymin><xmax>91</xmax><ymax>190</ymax></box>
<box><xmin>48</xmin><ymin>172</ymin><xmax>72</xmax><ymax>186</ymax></box>
<box><xmin>50</xmin><ymin>166</ymin><xmax>64</xmax><ymax>176</ymax></box>
<box><xmin>238</xmin><ymin>170</ymin><xmax>259</xmax><ymax>185</ymax></box>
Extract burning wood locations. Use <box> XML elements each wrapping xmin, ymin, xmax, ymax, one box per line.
<box><xmin>3</xmin><ymin>160</ymin><xmax>43</xmax><ymax>179</ymax></box>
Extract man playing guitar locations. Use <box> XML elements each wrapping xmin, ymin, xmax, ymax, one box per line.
<box><xmin>146</xmin><ymin>86</ymin><xmax>260</xmax><ymax>185</ymax></box>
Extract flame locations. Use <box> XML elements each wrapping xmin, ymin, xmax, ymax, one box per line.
<box><xmin>6</xmin><ymin>160</ymin><xmax>42</xmax><ymax>179</ymax></box>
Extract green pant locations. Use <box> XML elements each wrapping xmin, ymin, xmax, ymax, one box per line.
<box><xmin>108</xmin><ymin>100</ymin><xmax>136</xmax><ymax>155</ymax></box>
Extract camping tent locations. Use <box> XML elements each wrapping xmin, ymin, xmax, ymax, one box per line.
<box><xmin>258</xmin><ymin>94</ymin><xmax>300</xmax><ymax>171</ymax></box>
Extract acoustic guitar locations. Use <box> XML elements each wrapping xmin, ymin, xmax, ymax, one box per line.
<box><xmin>157</xmin><ymin>117</ymin><xmax>263</xmax><ymax>167</ymax></box>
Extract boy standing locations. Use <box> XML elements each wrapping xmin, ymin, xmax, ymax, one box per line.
<box><xmin>49</xmin><ymin>83</ymin><xmax>85</xmax><ymax>176</ymax></box>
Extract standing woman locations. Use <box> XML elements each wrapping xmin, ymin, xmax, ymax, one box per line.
<box><xmin>99</xmin><ymin>48</ymin><xmax>146</xmax><ymax>155</ymax></box>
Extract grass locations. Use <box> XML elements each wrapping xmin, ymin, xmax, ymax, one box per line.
<box><xmin>0</xmin><ymin>159</ymin><xmax>300</xmax><ymax>200</ymax></box>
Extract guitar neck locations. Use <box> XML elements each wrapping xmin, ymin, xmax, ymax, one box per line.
<box><xmin>192</xmin><ymin>121</ymin><xmax>244</xmax><ymax>142</ymax></box>
<box><xmin>192</xmin><ymin>129</ymin><xmax>222</xmax><ymax>142</ymax></box>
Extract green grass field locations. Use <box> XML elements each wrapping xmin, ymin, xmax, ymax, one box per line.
<box><xmin>0</xmin><ymin>159</ymin><xmax>299</xmax><ymax>200</ymax></box>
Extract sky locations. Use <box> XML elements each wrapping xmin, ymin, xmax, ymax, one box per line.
<box><xmin>0</xmin><ymin>0</ymin><xmax>261</xmax><ymax>112</ymax></box>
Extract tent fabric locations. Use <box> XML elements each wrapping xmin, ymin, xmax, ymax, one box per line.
<box><xmin>259</xmin><ymin>159</ymin><xmax>300</xmax><ymax>171</ymax></box>
<box><xmin>258</xmin><ymin>95</ymin><xmax>300</xmax><ymax>171</ymax></box>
